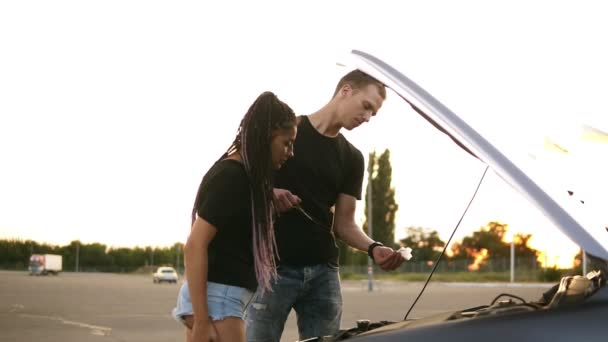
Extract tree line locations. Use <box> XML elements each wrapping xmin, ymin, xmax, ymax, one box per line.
<box><xmin>2</xmin><ymin>220</ymin><xmax>545</xmax><ymax>273</ymax></box>
<box><xmin>0</xmin><ymin>239</ymin><xmax>183</xmax><ymax>273</ymax></box>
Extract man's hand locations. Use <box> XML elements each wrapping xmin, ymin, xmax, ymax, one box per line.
<box><xmin>273</xmin><ymin>188</ymin><xmax>301</xmax><ymax>213</ymax></box>
<box><xmin>372</xmin><ymin>246</ymin><xmax>405</xmax><ymax>271</ymax></box>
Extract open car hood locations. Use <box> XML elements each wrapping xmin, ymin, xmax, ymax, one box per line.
<box><xmin>348</xmin><ymin>50</ymin><xmax>608</xmax><ymax>259</ymax></box>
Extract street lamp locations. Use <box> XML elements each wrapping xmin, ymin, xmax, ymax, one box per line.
<box><xmin>367</xmin><ymin>168</ymin><xmax>374</xmax><ymax>293</ymax></box>
<box><xmin>75</xmin><ymin>241</ymin><xmax>80</xmax><ymax>273</ymax></box>
<box><xmin>505</xmin><ymin>231</ymin><xmax>515</xmax><ymax>283</ymax></box>
<box><xmin>510</xmin><ymin>238</ymin><xmax>515</xmax><ymax>283</ymax></box>
<box><xmin>582</xmin><ymin>250</ymin><xmax>587</xmax><ymax>275</ymax></box>
<box><xmin>176</xmin><ymin>244</ymin><xmax>182</xmax><ymax>274</ymax></box>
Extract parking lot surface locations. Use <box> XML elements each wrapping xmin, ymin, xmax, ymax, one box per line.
<box><xmin>0</xmin><ymin>270</ymin><xmax>551</xmax><ymax>341</ymax></box>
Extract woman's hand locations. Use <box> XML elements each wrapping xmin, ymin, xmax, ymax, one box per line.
<box><xmin>191</xmin><ymin>318</ymin><xmax>218</xmax><ymax>342</ymax></box>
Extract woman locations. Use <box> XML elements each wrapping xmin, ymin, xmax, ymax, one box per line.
<box><xmin>173</xmin><ymin>91</ymin><xmax>297</xmax><ymax>342</ymax></box>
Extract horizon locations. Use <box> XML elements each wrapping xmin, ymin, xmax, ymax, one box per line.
<box><xmin>0</xmin><ymin>223</ymin><xmax>584</xmax><ymax>270</ymax></box>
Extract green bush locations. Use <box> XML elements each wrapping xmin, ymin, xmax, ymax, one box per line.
<box><xmin>538</xmin><ymin>268</ymin><xmax>563</xmax><ymax>282</ymax></box>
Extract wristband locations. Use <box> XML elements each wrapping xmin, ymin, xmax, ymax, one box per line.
<box><xmin>367</xmin><ymin>241</ymin><xmax>384</xmax><ymax>261</ymax></box>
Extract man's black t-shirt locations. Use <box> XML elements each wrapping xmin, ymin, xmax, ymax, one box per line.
<box><xmin>275</xmin><ymin>116</ymin><xmax>364</xmax><ymax>266</ymax></box>
<box><xmin>195</xmin><ymin>159</ymin><xmax>257</xmax><ymax>291</ymax></box>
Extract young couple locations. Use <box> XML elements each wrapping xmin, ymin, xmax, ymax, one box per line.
<box><xmin>173</xmin><ymin>70</ymin><xmax>406</xmax><ymax>342</ymax></box>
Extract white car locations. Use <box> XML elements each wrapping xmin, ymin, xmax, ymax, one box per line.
<box><xmin>152</xmin><ymin>266</ymin><xmax>178</xmax><ymax>284</ymax></box>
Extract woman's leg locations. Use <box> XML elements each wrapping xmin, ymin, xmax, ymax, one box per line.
<box><xmin>185</xmin><ymin>327</ymin><xmax>193</xmax><ymax>342</ymax></box>
<box><xmin>213</xmin><ymin>317</ymin><xmax>246</xmax><ymax>342</ymax></box>
<box><xmin>184</xmin><ymin>314</ymin><xmax>244</xmax><ymax>342</ymax></box>
<box><xmin>183</xmin><ymin>315</ymin><xmax>194</xmax><ymax>342</ymax></box>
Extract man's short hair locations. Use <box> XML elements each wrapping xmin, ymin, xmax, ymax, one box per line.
<box><xmin>333</xmin><ymin>70</ymin><xmax>386</xmax><ymax>99</ymax></box>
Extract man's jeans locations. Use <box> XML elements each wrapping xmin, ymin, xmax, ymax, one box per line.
<box><xmin>246</xmin><ymin>263</ymin><xmax>342</xmax><ymax>341</ymax></box>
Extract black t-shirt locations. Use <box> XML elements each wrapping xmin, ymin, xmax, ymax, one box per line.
<box><xmin>194</xmin><ymin>159</ymin><xmax>257</xmax><ymax>291</ymax></box>
<box><xmin>274</xmin><ymin>116</ymin><xmax>364</xmax><ymax>266</ymax></box>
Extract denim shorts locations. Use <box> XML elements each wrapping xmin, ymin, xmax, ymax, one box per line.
<box><xmin>172</xmin><ymin>281</ymin><xmax>254</xmax><ymax>324</ymax></box>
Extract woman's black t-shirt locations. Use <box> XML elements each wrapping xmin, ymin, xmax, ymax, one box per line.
<box><xmin>194</xmin><ymin>159</ymin><xmax>256</xmax><ymax>291</ymax></box>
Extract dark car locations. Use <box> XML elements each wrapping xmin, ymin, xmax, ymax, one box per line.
<box><xmin>302</xmin><ymin>50</ymin><xmax>607</xmax><ymax>341</ymax></box>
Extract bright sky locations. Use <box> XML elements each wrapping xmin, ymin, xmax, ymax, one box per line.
<box><xmin>1</xmin><ymin>1</ymin><xmax>607</xmax><ymax>268</ymax></box>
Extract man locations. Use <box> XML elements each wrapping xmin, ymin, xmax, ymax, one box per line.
<box><xmin>246</xmin><ymin>70</ymin><xmax>405</xmax><ymax>341</ymax></box>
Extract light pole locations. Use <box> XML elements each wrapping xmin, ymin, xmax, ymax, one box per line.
<box><xmin>75</xmin><ymin>241</ymin><xmax>79</xmax><ymax>273</ymax></box>
<box><xmin>506</xmin><ymin>231</ymin><xmax>514</xmax><ymax>283</ymax></box>
<box><xmin>582</xmin><ymin>250</ymin><xmax>587</xmax><ymax>275</ymax></box>
<box><xmin>176</xmin><ymin>244</ymin><xmax>181</xmax><ymax>273</ymax></box>
<box><xmin>367</xmin><ymin>161</ymin><xmax>374</xmax><ymax>293</ymax></box>
<box><xmin>510</xmin><ymin>239</ymin><xmax>515</xmax><ymax>283</ymax></box>
<box><xmin>542</xmin><ymin>250</ymin><xmax>548</xmax><ymax>281</ymax></box>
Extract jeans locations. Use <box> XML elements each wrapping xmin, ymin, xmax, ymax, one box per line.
<box><xmin>246</xmin><ymin>263</ymin><xmax>342</xmax><ymax>341</ymax></box>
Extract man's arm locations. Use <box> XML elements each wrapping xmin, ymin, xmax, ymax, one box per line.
<box><xmin>333</xmin><ymin>193</ymin><xmax>404</xmax><ymax>271</ymax></box>
<box><xmin>273</xmin><ymin>188</ymin><xmax>301</xmax><ymax>213</ymax></box>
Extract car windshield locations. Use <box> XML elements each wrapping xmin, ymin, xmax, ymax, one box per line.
<box><xmin>161</xmin><ymin>269</ymin><xmax>174</xmax><ymax>273</ymax></box>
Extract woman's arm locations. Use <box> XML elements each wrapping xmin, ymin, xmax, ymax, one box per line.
<box><xmin>184</xmin><ymin>216</ymin><xmax>218</xmax><ymax>340</ymax></box>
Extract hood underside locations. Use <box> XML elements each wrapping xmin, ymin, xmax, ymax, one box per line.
<box><xmin>349</xmin><ymin>49</ymin><xmax>608</xmax><ymax>260</ymax></box>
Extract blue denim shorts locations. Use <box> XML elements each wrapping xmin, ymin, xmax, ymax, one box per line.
<box><xmin>172</xmin><ymin>281</ymin><xmax>254</xmax><ymax>324</ymax></box>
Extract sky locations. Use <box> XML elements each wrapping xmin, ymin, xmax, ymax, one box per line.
<box><xmin>1</xmin><ymin>1</ymin><xmax>607</xmax><ymax>268</ymax></box>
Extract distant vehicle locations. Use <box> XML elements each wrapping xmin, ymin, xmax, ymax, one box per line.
<box><xmin>28</xmin><ymin>254</ymin><xmax>62</xmax><ymax>275</ymax></box>
<box><xmin>153</xmin><ymin>266</ymin><xmax>178</xmax><ymax>284</ymax></box>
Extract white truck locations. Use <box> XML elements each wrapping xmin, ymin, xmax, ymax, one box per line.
<box><xmin>28</xmin><ymin>254</ymin><xmax>62</xmax><ymax>275</ymax></box>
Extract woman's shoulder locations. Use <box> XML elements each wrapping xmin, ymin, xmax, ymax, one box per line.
<box><xmin>206</xmin><ymin>159</ymin><xmax>248</xmax><ymax>184</ymax></box>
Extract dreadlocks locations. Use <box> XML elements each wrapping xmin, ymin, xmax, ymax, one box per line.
<box><xmin>191</xmin><ymin>91</ymin><xmax>296</xmax><ymax>293</ymax></box>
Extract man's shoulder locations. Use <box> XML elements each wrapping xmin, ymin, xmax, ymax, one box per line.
<box><xmin>296</xmin><ymin>114</ymin><xmax>309</xmax><ymax>128</ymax></box>
<box><xmin>295</xmin><ymin>115</ymin><xmax>363</xmax><ymax>162</ymax></box>
<box><xmin>337</xmin><ymin>134</ymin><xmax>363</xmax><ymax>160</ymax></box>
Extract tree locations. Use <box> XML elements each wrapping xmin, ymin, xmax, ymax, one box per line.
<box><xmin>573</xmin><ymin>248</ymin><xmax>608</xmax><ymax>274</ymax></box>
<box><xmin>79</xmin><ymin>242</ymin><xmax>111</xmax><ymax>271</ymax></box>
<box><xmin>450</xmin><ymin>221</ymin><xmax>540</xmax><ymax>270</ymax></box>
<box><xmin>363</xmin><ymin>149</ymin><xmax>398</xmax><ymax>247</ymax></box>
<box><xmin>400</xmin><ymin>227</ymin><xmax>445</xmax><ymax>262</ymax></box>
<box><xmin>337</xmin><ymin>240</ymin><xmax>369</xmax><ymax>267</ymax></box>
<box><xmin>451</xmin><ymin>221</ymin><xmax>509</xmax><ymax>261</ymax></box>
<box><xmin>512</xmin><ymin>233</ymin><xmax>539</xmax><ymax>266</ymax></box>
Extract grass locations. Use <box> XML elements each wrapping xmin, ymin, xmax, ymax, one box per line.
<box><xmin>340</xmin><ymin>270</ymin><xmax>567</xmax><ymax>283</ymax></box>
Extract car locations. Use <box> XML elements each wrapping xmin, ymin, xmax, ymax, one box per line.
<box><xmin>301</xmin><ymin>50</ymin><xmax>607</xmax><ymax>341</ymax></box>
<box><xmin>152</xmin><ymin>266</ymin><xmax>178</xmax><ymax>284</ymax></box>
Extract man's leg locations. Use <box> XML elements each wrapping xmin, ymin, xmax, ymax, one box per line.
<box><xmin>293</xmin><ymin>264</ymin><xmax>342</xmax><ymax>340</ymax></box>
<box><xmin>246</xmin><ymin>266</ymin><xmax>302</xmax><ymax>342</ymax></box>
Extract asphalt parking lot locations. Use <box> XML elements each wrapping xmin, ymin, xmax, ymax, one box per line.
<box><xmin>0</xmin><ymin>270</ymin><xmax>552</xmax><ymax>342</ymax></box>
